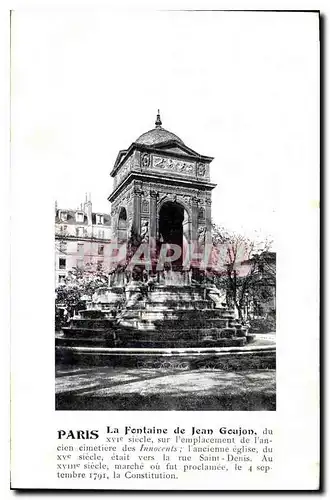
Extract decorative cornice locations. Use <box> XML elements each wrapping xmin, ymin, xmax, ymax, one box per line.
<box><xmin>108</xmin><ymin>172</ymin><xmax>216</xmax><ymax>203</ymax></box>
<box><xmin>110</xmin><ymin>140</ymin><xmax>214</xmax><ymax>177</ymax></box>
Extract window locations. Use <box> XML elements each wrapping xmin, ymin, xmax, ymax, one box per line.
<box><xmin>98</xmin><ymin>245</ymin><xmax>104</xmax><ymax>256</ymax></box>
<box><xmin>59</xmin><ymin>258</ymin><xmax>66</xmax><ymax>269</ymax></box>
<box><xmin>77</xmin><ymin>243</ymin><xmax>84</xmax><ymax>254</ymax></box>
<box><xmin>96</xmin><ymin>214</ymin><xmax>104</xmax><ymax>225</ymax></box>
<box><xmin>60</xmin><ymin>225</ymin><xmax>67</xmax><ymax>234</ymax></box>
<box><xmin>59</xmin><ymin>241</ymin><xmax>67</xmax><ymax>253</ymax></box>
<box><xmin>76</xmin><ymin>227</ymin><xmax>83</xmax><ymax>237</ymax></box>
<box><xmin>97</xmin><ymin>260</ymin><xmax>103</xmax><ymax>271</ymax></box>
<box><xmin>76</xmin><ymin>212</ymin><xmax>84</xmax><ymax>223</ymax></box>
<box><xmin>59</xmin><ymin>275</ymin><xmax>65</xmax><ymax>284</ymax></box>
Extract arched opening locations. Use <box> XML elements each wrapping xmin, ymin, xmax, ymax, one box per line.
<box><xmin>159</xmin><ymin>201</ymin><xmax>185</xmax><ymax>268</ymax></box>
<box><xmin>117</xmin><ymin>207</ymin><xmax>128</xmax><ymax>242</ymax></box>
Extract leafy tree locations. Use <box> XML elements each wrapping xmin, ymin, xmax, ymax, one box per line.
<box><xmin>55</xmin><ymin>265</ymin><xmax>108</xmax><ymax>318</ymax></box>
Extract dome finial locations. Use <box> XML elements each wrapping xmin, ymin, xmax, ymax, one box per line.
<box><xmin>155</xmin><ymin>109</ymin><xmax>162</xmax><ymax>128</ymax></box>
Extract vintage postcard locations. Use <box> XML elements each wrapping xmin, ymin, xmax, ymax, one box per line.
<box><xmin>10</xmin><ymin>8</ymin><xmax>320</xmax><ymax>490</ymax></box>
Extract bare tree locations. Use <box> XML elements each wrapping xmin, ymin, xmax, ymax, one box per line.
<box><xmin>210</xmin><ymin>223</ymin><xmax>274</xmax><ymax>321</ymax></box>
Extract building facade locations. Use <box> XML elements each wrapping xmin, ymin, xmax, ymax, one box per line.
<box><xmin>55</xmin><ymin>196</ymin><xmax>112</xmax><ymax>286</ymax></box>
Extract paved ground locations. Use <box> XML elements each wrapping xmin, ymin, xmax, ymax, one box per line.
<box><xmin>248</xmin><ymin>333</ymin><xmax>276</xmax><ymax>347</ymax></box>
<box><xmin>55</xmin><ymin>364</ymin><xmax>276</xmax><ymax>411</ymax></box>
<box><xmin>55</xmin><ymin>333</ymin><xmax>276</xmax><ymax>411</ymax></box>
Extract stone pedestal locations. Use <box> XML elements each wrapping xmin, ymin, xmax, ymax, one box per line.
<box><xmin>58</xmin><ymin>277</ymin><xmax>248</xmax><ymax>350</ymax></box>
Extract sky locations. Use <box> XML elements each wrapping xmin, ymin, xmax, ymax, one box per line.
<box><xmin>11</xmin><ymin>10</ymin><xmax>319</xmax><ymax>246</ymax></box>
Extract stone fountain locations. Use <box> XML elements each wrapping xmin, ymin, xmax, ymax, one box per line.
<box><xmin>56</xmin><ymin>113</ymin><xmax>253</xmax><ymax>363</ymax></box>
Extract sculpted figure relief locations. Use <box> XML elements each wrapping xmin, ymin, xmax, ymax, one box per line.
<box><xmin>141</xmin><ymin>153</ymin><xmax>150</xmax><ymax>168</ymax></box>
<box><xmin>142</xmin><ymin>199</ymin><xmax>149</xmax><ymax>213</ymax></box>
<box><xmin>198</xmin><ymin>207</ymin><xmax>205</xmax><ymax>220</ymax></box>
<box><xmin>152</xmin><ymin>155</ymin><xmax>195</xmax><ymax>175</ymax></box>
<box><xmin>198</xmin><ymin>226</ymin><xmax>207</xmax><ymax>244</ymax></box>
<box><xmin>117</xmin><ymin>157</ymin><xmax>132</xmax><ymax>184</ymax></box>
<box><xmin>198</xmin><ymin>163</ymin><xmax>206</xmax><ymax>176</ymax></box>
<box><xmin>140</xmin><ymin>220</ymin><xmax>149</xmax><ymax>242</ymax></box>
<box><xmin>206</xmin><ymin>284</ymin><xmax>225</xmax><ymax>309</ymax></box>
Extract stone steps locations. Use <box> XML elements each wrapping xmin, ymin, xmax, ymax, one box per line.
<box><xmin>57</xmin><ymin>336</ymin><xmax>117</xmax><ymax>347</ymax></box>
<box><xmin>58</xmin><ymin>282</ymin><xmax>243</xmax><ymax>350</ymax></box>
<box><xmin>66</xmin><ymin>319</ymin><xmax>117</xmax><ymax>328</ymax></box>
<box><xmin>115</xmin><ymin>337</ymin><xmax>246</xmax><ymax>349</ymax></box>
<box><xmin>120</xmin><ymin>308</ymin><xmax>235</xmax><ymax>319</ymax></box>
<box><xmin>116</xmin><ymin>326</ymin><xmax>242</xmax><ymax>340</ymax></box>
<box><xmin>79</xmin><ymin>309</ymin><xmax>114</xmax><ymax>319</ymax></box>
<box><xmin>62</xmin><ymin>327</ymin><xmax>117</xmax><ymax>336</ymax></box>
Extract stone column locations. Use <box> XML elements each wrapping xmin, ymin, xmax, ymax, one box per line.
<box><xmin>204</xmin><ymin>197</ymin><xmax>212</xmax><ymax>269</ymax></box>
<box><xmin>149</xmin><ymin>190</ymin><xmax>158</xmax><ymax>240</ymax></box>
<box><xmin>205</xmin><ymin>197</ymin><xmax>212</xmax><ymax>244</ymax></box>
<box><xmin>191</xmin><ymin>196</ymin><xmax>199</xmax><ymax>243</ymax></box>
<box><xmin>133</xmin><ymin>187</ymin><xmax>143</xmax><ymax>236</ymax></box>
<box><xmin>149</xmin><ymin>190</ymin><xmax>159</xmax><ymax>273</ymax></box>
<box><xmin>182</xmin><ymin>205</ymin><xmax>192</xmax><ymax>270</ymax></box>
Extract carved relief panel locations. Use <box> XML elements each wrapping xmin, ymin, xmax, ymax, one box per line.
<box><xmin>197</xmin><ymin>162</ymin><xmax>206</xmax><ymax>177</ymax></box>
<box><xmin>151</xmin><ymin>155</ymin><xmax>195</xmax><ymax>176</ymax></box>
<box><xmin>141</xmin><ymin>153</ymin><xmax>151</xmax><ymax>168</ymax></box>
<box><xmin>197</xmin><ymin>162</ymin><xmax>211</xmax><ymax>181</ymax></box>
<box><xmin>198</xmin><ymin>206</ymin><xmax>206</xmax><ymax>222</ymax></box>
<box><xmin>114</xmin><ymin>155</ymin><xmax>133</xmax><ymax>189</ymax></box>
<box><xmin>139</xmin><ymin>154</ymin><xmax>210</xmax><ymax>181</ymax></box>
<box><xmin>141</xmin><ymin>199</ymin><xmax>150</xmax><ymax>214</ymax></box>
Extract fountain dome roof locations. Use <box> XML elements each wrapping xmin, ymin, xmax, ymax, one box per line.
<box><xmin>135</xmin><ymin>110</ymin><xmax>184</xmax><ymax>146</ymax></box>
